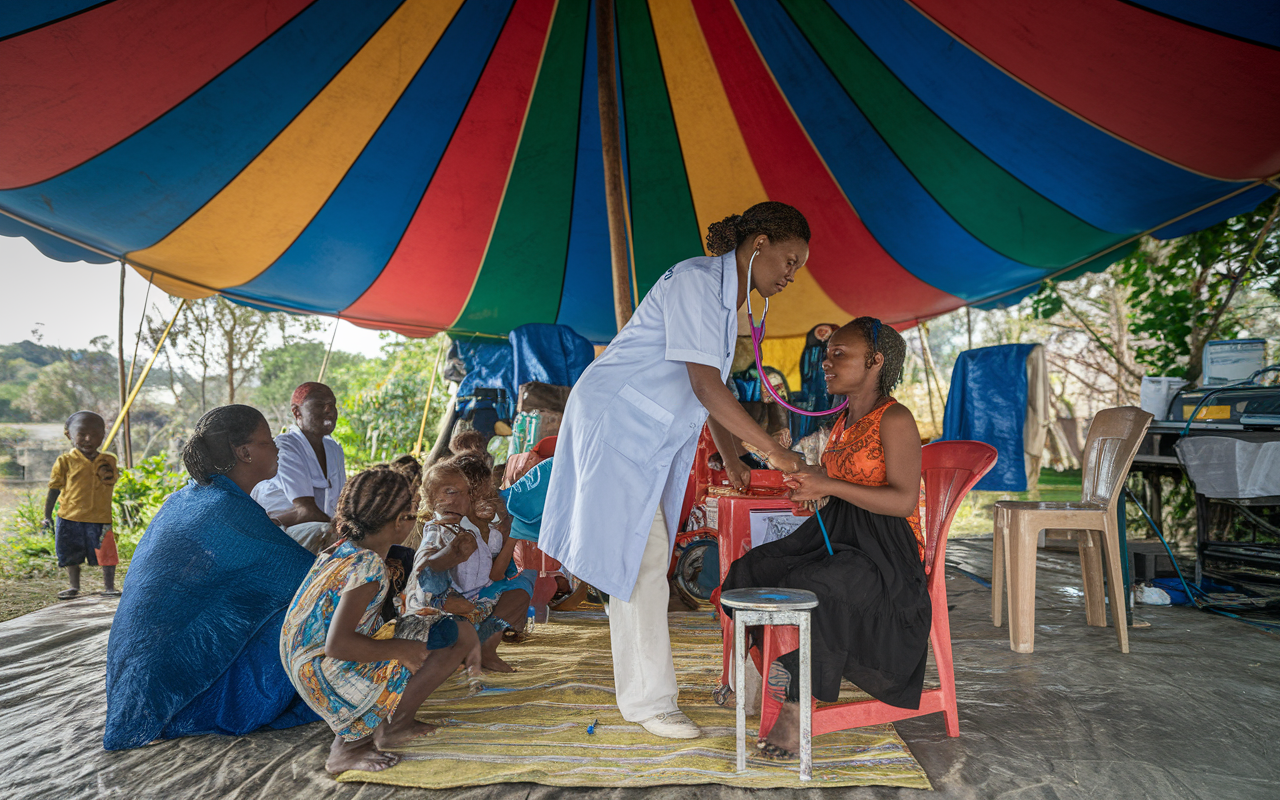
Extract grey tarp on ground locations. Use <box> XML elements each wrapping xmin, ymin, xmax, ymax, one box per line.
<box><xmin>2</xmin><ymin>540</ymin><xmax>1278</xmax><ymax>800</ymax></box>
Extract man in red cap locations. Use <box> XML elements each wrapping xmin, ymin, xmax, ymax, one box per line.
<box><xmin>252</xmin><ymin>382</ymin><xmax>346</xmax><ymax>553</ymax></box>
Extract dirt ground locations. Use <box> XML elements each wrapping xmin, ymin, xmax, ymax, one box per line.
<box><xmin>0</xmin><ymin>564</ymin><xmax>129</xmax><ymax>624</ymax></box>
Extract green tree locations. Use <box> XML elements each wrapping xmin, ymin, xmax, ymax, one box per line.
<box><xmin>255</xmin><ymin>342</ymin><xmax>363</xmax><ymax>431</ymax></box>
<box><xmin>1033</xmin><ymin>197</ymin><xmax>1279</xmax><ymax>383</ymax></box>
<box><xmin>15</xmin><ymin>336</ymin><xmax>120</xmax><ymax>421</ymax></box>
<box><xmin>148</xmin><ymin>297</ymin><xmax>326</xmax><ymax>415</ymax></box>
<box><xmin>330</xmin><ymin>334</ymin><xmax>451</xmax><ymax>468</ymax></box>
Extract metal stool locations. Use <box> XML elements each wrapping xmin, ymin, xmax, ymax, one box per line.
<box><xmin>719</xmin><ymin>587</ymin><xmax>818</xmax><ymax>781</ymax></box>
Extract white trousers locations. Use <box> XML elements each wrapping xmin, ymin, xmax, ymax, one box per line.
<box><xmin>610</xmin><ymin>508</ymin><xmax>679</xmax><ymax>721</ymax></box>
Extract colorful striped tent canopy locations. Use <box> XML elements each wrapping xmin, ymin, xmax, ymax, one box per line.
<box><xmin>1</xmin><ymin>0</ymin><xmax>1278</xmax><ymax>343</ymax></box>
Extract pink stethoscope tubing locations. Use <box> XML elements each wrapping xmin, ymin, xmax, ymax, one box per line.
<box><xmin>745</xmin><ymin>250</ymin><xmax>848</xmax><ymax>417</ymax></box>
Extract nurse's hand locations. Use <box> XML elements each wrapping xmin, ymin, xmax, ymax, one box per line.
<box><xmin>766</xmin><ymin>448</ymin><xmax>804</xmax><ymax>474</ymax></box>
<box><xmin>724</xmin><ymin>458</ymin><xmax>751</xmax><ymax>492</ymax></box>
<box><xmin>783</xmin><ymin>471</ymin><xmax>830</xmax><ymax>502</ymax></box>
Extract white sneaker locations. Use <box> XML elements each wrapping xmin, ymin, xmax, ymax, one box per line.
<box><xmin>639</xmin><ymin>710</ymin><xmax>702</xmax><ymax>739</ymax></box>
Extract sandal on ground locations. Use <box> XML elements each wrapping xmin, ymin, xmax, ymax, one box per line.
<box><xmin>758</xmin><ymin>741</ymin><xmax>798</xmax><ymax>762</ymax></box>
<box><xmin>57</xmin><ymin>588</ymin><xmax>80</xmax><ymax>600</ymax></box>
<box><xmin>549</xmin><ymin>580</ymin><xmax>590</xmax><ymax>611</ymax></box>
<box><xmin>502</xmin><ymin>629</ymin><xmax>528</xmax><ymax>644</ymax></box>
<box><xmin>712</xmin><ymin>685</ymin><xmax>734</xmax><ymax>707</ymax></box>
<box><xmin>100</xmin><ymin>589</ymin><xmax>121</xmax><ymax>597</ymax></box>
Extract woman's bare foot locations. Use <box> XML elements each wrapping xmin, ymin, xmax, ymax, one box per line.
<box><xmin>759</xmin><ymin>700</ymin><xmax>800</xmax><ymax>761</ymax></box>
<box><xmin>375</xmin><ymin>716</ymin><xmax>438</xmax><ymax>749</ymax></box>
<box><xmin>325</xmin><ymin>735</ymin><xmax>400</xmax><ymax>774</ymax></box>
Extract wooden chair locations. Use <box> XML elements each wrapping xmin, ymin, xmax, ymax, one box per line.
<box><xmin>755</xmin><ymin>440</ymin><xmax>998</xmax><ymax>741</ymax></box>
<box><xmin>992</xmin><ymin>406</ymin><xmax>1153</xmax><ymax>654</ymax></box>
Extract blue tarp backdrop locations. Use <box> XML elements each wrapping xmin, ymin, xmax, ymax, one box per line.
<box><xmin>941</xmin><ymin>344</ymin><xmax>1037</xmax><ymax>492</ymax></box>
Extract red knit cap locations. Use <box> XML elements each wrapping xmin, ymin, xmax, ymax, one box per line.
<box><xmin>291</xmin><ymin>382</ymin><xmax>330</xmax><ymax>407</ymax></box>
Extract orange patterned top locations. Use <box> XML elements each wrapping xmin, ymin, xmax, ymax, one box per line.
<box><xmin>821</xmin><ymin>398</ymin><xmax>925</xmax><ymax>561</ymax></box>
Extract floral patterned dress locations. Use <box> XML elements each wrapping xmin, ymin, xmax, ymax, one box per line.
<box><xmin>280</xmin><ymin>540</ymin><xmax>409</xmax><ymax>741</ymax></box>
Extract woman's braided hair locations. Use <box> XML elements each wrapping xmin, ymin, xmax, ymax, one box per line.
<box><xmin>847</xmin><ymin>317</ymin><xmax>907</xmax><ymax>397</ymax></box>
<box><xmin>182</xmin><ymin>405</ymin><xmax>266</xmax><ymax>485</ymax></box>
<box><xmin>705</xmin><ymin>201</ymin><xmax>811</xmax><ymax>256</ymax></box>
<box><xmin>387</xmin><ymin>454</ymin><xmax>422</xmax><ymax>485</ymax></box>
<box><xmin>333</xmin><ymin>468</ymin><xmax>411</xmax><ymax>542</ymax></box>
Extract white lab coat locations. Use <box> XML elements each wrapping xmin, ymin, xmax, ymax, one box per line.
<box><xmin>540</xmin><ymin>252</ymin><xmax>738</xmax><ymax>601</ymax></box>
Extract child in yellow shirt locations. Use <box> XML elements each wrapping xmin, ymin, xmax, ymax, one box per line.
<box><xmin>44</xmin><ymin>411</ymin><xmax>119</xmax><ymax>599</ymax></box>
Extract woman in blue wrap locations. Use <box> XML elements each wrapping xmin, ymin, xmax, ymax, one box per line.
<box><xmin>104</xmin><ymin>405</ymin><xmax>319</xmax><ymax>750</ymax></box>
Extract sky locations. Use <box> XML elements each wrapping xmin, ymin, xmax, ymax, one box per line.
<box><xmin>0</xmin><ymin>234</ymin><xmax>390</xmax><ymax>358</ymax></box>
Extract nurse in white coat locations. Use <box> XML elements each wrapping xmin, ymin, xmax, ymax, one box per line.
<box><xmin>540</xmin><ymin>202</ymin><xmax>810</xmax><ymax>739</ymax></box>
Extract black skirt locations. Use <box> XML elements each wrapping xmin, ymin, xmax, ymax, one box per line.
<box><xmin>721</xmin><ymin>497</ymin><xmax>931</xmax><ymax>708</ymax></box>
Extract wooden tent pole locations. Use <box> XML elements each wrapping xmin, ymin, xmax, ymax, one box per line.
<box><xmin>596</xmin><ymin>0</ymin><xmax>632</xmax><ymax>332</ymax></box>
<box><xmin>104</xmin><ymin>300</ymin><xmax>185</xmax><ymax>453</ymax></box>
<box><xmin>317</xmin><ymin>318</ymin><xmax>340</xmax><ymax>383</ymax></box>
<box><xmin>116</xmin><ymin>263</ymin><xmax>133</xmax><ymax>468</ymax></box>
<box><xmin>412</xmin><ymin>344</ymin><xmax>447</xmax><ymax>457</ymax></box>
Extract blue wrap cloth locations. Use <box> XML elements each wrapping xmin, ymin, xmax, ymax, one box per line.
<box><xmin>940</xmin><ymin>344</ymin><xmax>1037</xmax><ymax>492</ymax></box>
<box><xmin>500</xmin><ymin>458</ymin><xmax>554</xmax><ymax>542</ymax></box>
<box><xmin>104</xmin><ymin>475</ymin><xmax>319</xmax><ymax>750</ymax></box>
<box><xmin>508</xmin><ymin>323</ymin><xmax>595</xmax><ymax>390</ymax></box>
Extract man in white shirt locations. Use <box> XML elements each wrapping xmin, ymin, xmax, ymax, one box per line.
<box><xmin>252</xmin><ymin>382</ymin><xmax>346</xmax><ymax>554</ymax></box>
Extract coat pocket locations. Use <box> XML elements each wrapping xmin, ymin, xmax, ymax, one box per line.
<box><xmin>602</xmin><ymin>384</ymin><xmax>675</xmax><ymax>466</ymax></box>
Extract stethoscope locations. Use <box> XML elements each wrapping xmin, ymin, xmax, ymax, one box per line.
<box><xmin>744</xmin><ymin>249</ymin><xmax>849</xmax><ymax>418</ymax></box>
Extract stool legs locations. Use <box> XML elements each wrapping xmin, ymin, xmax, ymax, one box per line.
<box><xmin>733</xmin><ymin>609</ymin><xmax>813</xmax><ymax>781</ymax></box>
<box><xmin>798</xmin><ymin>612</ymin><xmax>813</xmax><ymax>781</ymax></box>
<box><xmin>734</xmin><ymin>614</ymin><xmax>748</xmax><ymax>773</ymax></box>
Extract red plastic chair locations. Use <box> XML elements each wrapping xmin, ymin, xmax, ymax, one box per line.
<box><xmin>755</xmin><ymin>440</ymin><xmax>997</xmax><ymax>740</ymax></box>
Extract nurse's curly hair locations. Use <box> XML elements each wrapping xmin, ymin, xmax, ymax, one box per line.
<box><xmin>843</xmin><ymin>317</ymin><xmax>907</xmax><ymax>397</ymax></box>
<box><xmin>705</xmin><ymin>201</ymin><xmax>811</xmax><ymax>256</ymax></box>
<box><xmin>182</xmin><ymin>405</ymin><xmax>267</xmax><ymax>485</ymax></box>
<box><xmin>334</xmin><ymin>468</ymin><xmax>411</xmax><ymax>542</ymax></box>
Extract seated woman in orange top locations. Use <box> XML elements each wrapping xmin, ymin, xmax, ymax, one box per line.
<box><xmin>721</xmin><ymin>318</ymin><xmax>928</xmax><ymax>760</ymax></box>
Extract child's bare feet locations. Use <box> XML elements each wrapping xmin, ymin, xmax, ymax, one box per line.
<box><xmin>481</xmin><ymin>652</ymin><xmax>517</xmax><ymax>673</ymax></box>
<box><xmin>375</xmin><ymin>716</ymin><xmax>438</xmax><ymax>749</ymax></box>
<box><xmin>759</xmin><ymin>700</ymin><xmax>800</xmax><ymax>761</ymax></box>
<box><xmin>325</xmin><ymin>735</ymin><xmax>400</xmax><ymax>774</ymax></box>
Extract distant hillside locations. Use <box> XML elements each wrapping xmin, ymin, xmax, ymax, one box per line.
<box><xmin>0</xmin><ymin>340</ymin><xmax>60</xmax><ymax>368</ymax></box>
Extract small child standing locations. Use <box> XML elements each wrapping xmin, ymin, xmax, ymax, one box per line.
<box><xmin>281</xmin><ymin>468</ymin><xmax>473</xmax><ymax>774</ymax></box>
<box><xmin>44</xmin><ymin>411</ymin><xmax>119</xmax><ymax>599</ymax></box>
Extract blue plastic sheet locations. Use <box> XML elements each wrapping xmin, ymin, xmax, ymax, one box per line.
<box><xmin>941</xmin><ymin>344</ymin><xmax>1036</xmax><ymax>492</ymax></box>
<box><xmin>508</xmin><ymin>323</ymin><xmax>595</xmax><ymax>390</ymax></box>
<box><xmin>454</xmin><ymin>339</ymin><xmax>516</xmax><ymax>421</ymax></box>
